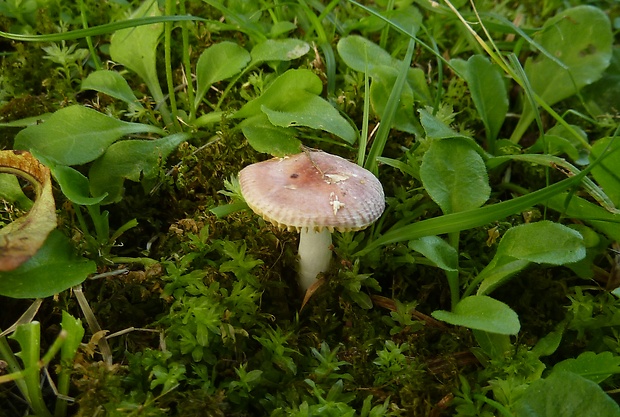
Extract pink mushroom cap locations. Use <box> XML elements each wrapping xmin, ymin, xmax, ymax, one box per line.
<box><xmin>239</xmin><ymin>150</ymin><xmax>385</xmax><ymax>233</ymax></box>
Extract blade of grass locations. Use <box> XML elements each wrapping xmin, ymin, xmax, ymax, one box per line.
<box><xmin>347</xmin><ymin>1</ymin><xmax>460</xmax><ymax>77</ymax></box>
<box><xmin>357</xmin><ymin>48</ymin><xmax>371</xmax><ymax>167</ymax></box>
<box><xmin>445</xmin><ymin>1</ymin><xmax>592</xmax><ymax>149</ymax></box>
<box><xmin>359</xmin><ymin>131</ymin><xmax>616</xmax><ymax>256</ymax></box>
<box><xmin>364</xmin><ymin>34</ymin><xmax>416</xmax><ymax>175</ymax></box>
<box><xmin>356</xmin><ymin>172</ymin><xmax>587</xmax><ymax>256</ymax></box>
<box><xmin>379</xmin><ymin>0</ymin><xmax>395</xmax><ymax>50</ymax></box>
<box><xmin>180</xmin><ymin>0</ymin><xmax>196</xmax><ymax>121</ymax></box>
<box><xmin>507</xmin><ymin>54</ymin><xmax>544</xmax><ymax>143</ymax></box>
<box><xmin>297</xmin><ymin>0</ymin><xmax>338</xmax><ymax>100</ymax></box>
<box><xmin>164</xmin><ymin>0</ymin><xmax>181</xmax><ymax>131</ymax></box>
<box><xmin>488</xmin><ymin>153</ymin><xmax>620</xmax><ymax>214</ymax></box>
<box><xmin>77</xmin><ymin>0</ymin><xmax>101</xmax><ymax>71</ymax></box>
<box><xmin>0</xmin><ymin>15</ymin><xmax>206</xmax><ymax>42</ymax></box>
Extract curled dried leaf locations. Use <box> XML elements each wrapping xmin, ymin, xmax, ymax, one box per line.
<box><xmin>0</xmin><ymin>150</ymin><xmax>57</xmax><ymax>271</ymax></box>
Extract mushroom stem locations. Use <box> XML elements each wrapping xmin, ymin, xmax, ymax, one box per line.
<box><xmin>298</xmin><ymin>228</ymin><xmax>332</xmax><ymax>291</ymax></box>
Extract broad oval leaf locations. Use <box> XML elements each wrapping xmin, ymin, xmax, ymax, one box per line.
<box><xmin>496</xmin><ymin>220</ymin><xmax>585</xmax><ymax>264</ymax></box>
<box><xmin>81</xmin><ymin>70</ymin><xmax>143</xmax><ymax>108</ymax></box>
<box><xmin>89</xmin><ymin>132</ymin><xmax>190</xmax><ymax>204</ymax></box>
<box><xmin>475</xmin><ymin>258</ymin><xmax>531</xmax><ymax>296</ymax></box>
<box><xmin>553</xmin><ymin>351</ymin><xmax>620</xmax><ymax>384</ymax></box>
<box><xmin>431</xmin><ymin>295</ymin><xmax>520</xmax><ymax>335</ymax></box>
<box><xmin>109</xmin><ymin>1</ymin><xmax>163</xmax><ymax>101</ymax></box>
<box><xmin>234</xmin><ymin>69</ymin><xmax>356</xmax><ymax>144</ymax></box>
<box><xmin>454</xmin><ymin>55</ymin><xmax>508</xmax><ymax>143</ymax></box>
<box><xmin>408</xmin><ymin>236</ymin><xmax>458</xmax><ymax>271</ymax></box>
<box><xmin>195</xmin><ymin>41</ymin><xmax>251</xmax><ymax>106</ymax></box>
<box><xmin>14</xmin><ymin>105</ymin><xmax>163</xmax><ymax>166</ymax></box>
<box><xmin>337</xmin><ymin>35</ymin><xmax>397</xmax><ymax>74</ymax></box>
<box><xmin>250</xmin><ymin>38</ymin><xmax>310</xmax><ymax>63</ymax></box>
<box><xmin>50</xmin><ymin>165</ymin><xmax>107</xmax><ymax>206</ymax></box>
<box><xmin>420</xmin><ymin>138</ymin><xmax>490</xmax><ymax>214</ymax></box>
<box><xmin>0</xmin><ymin>230</ymin><xmax>95</xmax><ymax>298</ymax></box>
<box><xmin>513</xmin><ymin>371</ymin><xmax>620</xmax><ymax>417</ymax></box>
<box><xmin>0</xmin><ymin>150</ymin><xmax>56</xmax><ymax>271</ymax></box>
<box><xmin>370</xmin><ymin>66</ymin><xmax>418</xmax><ymax>134</ymax></box>
<box><xmin>261</xmin><ymin>97</ymin><xmax>356</xmax><ymax>144</ymax></box>
<box><xmin>234</xmin><ymin>69</ymin><xmax>322</xmax><ymax>119</ymax></box>
<box><xmin>239</xmin><ymin>114</ymin><xmax>301</xmax><ymax>157</ymax></box>
<box><xmin>516</xmin><ymin>6</ymin><xmax>613</xmax><ymax>139</ymax></box>
<box><xmin>418</xmin><ymin>108</ymin><xmax>471</xmax><ymax>141</ymax></box>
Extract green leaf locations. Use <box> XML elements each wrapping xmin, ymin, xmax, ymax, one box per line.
<box><xmin>513</xmin><ymin>371</ymin><xmax>620</xmax><ymax>417</ymax></box>
<box><xmin>408</xmin><ymin>236</ymin><xmax>458</xmax><ymax>271</ymax></box>
<box><xmin>81</xmin><ymin>70</ymin><xmax>143</xmax><ymax>108</ymax></box>
<box><xmin>10</xmin><ymin>321</ymin><xmax>41</xmax><ymax>372</ymax></box>
<box><xmin>472</xmin><ymin>330</ymin><xmax>512</xmax><ymax>360</ymax></box>
<box><xmin>431</xmin><ymin>295</ymin><xmax>520</xmax><ymax>335</ymax></box>
<box><xmin>418</xmin><ymin>108</ymin><xmax>474</xmax><ymax>141</ymax></box>
<box><xmin>545</xmin><ymin>192</ymin><xmax>620</xmax><ymax>242</ymax></box>
<box><xmin>531</xmin><ymin>324</ymin><xmax>565</xmax><ymax>358</ymax></box>
<box><xmin>454</xmin><ymin>55</ymin><xmax>508</xmax><ymax>143</ymax></box>
<box><xmin>59</xmin><ymin>311</ymin><xmax>84</xmax><ymax>363</ymax></box>
<box><xmin>261</xmin><ymin>97</ymin><xmax>356</xmax><ymax>143</ymax></box>
<box><xmin>14</xmin><ymin>105</ymin><xmax>163</xmax><ymax>166</ymax></box>
<box><xmin>529</xmin><ymin>124</ymin><xmax>589</xmax><ymax>164</ymax></box>
<box><xmin>474</xmin><ymin>258</ymin><xmax>530</xmax><ymax>296</ymax></box>
<box><xmin>31</xmin><ymin>152</ymin><xmax>106</xmax><ymax>205</ymax></box>
<box><xmin>195</xmin><ymin>41</ymin><xmax>250</xmax><ymax>106</ymax></box>
<box><xmin>9</xmin><ymin>321</ymin><xmax>43</xmax><ymax>409</ymax></box>
<box><xmin>370</xmin><ymin>66</ymin><xmax>418</xmax><ymax>134</ymax></box>
<box><xmin>0</xmin><ymin>173</ymin><xmax>32</xmax><ymax>209</ymax></box>
<box><xmin>553</xmin><ymin>351</ymin><xmax>620</xmax><ymax>384</ymax></box>
<box><xmin>337</xmin><ymin>35</ymin><xmax>397</xmax><ymax>74</ymax></box>
<box><xmin>496</xmin><ymin>220</ymin><xmax>585</xmax><ymax>264</ymax></box>
<box><xmin>515</xmin><ymin>6</ymin><xmax>613</xmax><ymax>139</ymax></box>
<box><xmin>590</xmin><ymin>137</ymin><xmax>620</xmax><ymax>208</ymax></box>
<box><xmin>234</xmin><ymin>69</ymin><xmax>322</xmax><ymax>118</ymax></box>
<box><xmin>365</xmin><ymin>35</ymin><xmax>417</xmax><ymax>174</ymax></box>
<box><xmin>476</xmin><ymin>221</ymin><xmax>585</xmax><ymax>295</ymax></box>
<box><xmin>48</xmin><ymin>165</ymin><xmax>107</xmax><ymax>205</ymax></box>
<box><xmin>0</xmin><ymin>230</ymin><xmax>95</xmax><ymax>298</ymax></box>
<box><xmin>582</xmin><ymin>47</ymin><xmax>620</xmax><ymax>117</ymax></box>
<box><xmin>89</xmin><ymin>133</ymin><xmax>189</xmax><ymax>204</ymax></box>
<box><xmin>338</xmin><ymin>35</ymin><xmax>429</xmax><ymax>132</ymax></box>
<box><xmin>109</xmin><ymin>1</ymin><xmax>164</xmax><ymax>104</ymax></box>
<box><xmin>250</xmin><ymin>38</ymin><xmax>310</xmax><ymax>63</ymax></box>
<box><xmin>234</xmin><ymin>69</ymin><xmax>356</xmax><ymax>144</ymax></box>
<box><xmin>420</xmin><ymin>138</ymin><xmax>490</xmax><ymax>214</ymax></box>
<box><xmin>239</xmin><ymin>114</ymin><xmax>301</xmax><ymax>157</ymax></box>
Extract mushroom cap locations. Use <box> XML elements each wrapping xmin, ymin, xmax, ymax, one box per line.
<box><xmin>239</xmin><ymin>150</ymin><xmax>385</xmax><ymax>233</ymax></box>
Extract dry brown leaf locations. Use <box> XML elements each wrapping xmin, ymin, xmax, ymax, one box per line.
<box><xmin>300</xmin><ymin>277</ymin><xmax>325</xmax><ymax>310</ymax></box>
<box><xmin>0</xmin><ymin>150</ymin><xmax>57</xmax><ymax>271</ymax></box>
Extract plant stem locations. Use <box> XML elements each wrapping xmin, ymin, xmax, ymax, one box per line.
<box><xmin>447</xmin><ymin>231</ymin><xmax>460</xmax><ymax>310</ymax></box>
<box><xmin>180</xmin><ymin>0</ymin><xmax>196</xmax><ymax>121</ymax></box>
<box><xmin>0</xmin><ymin>334</ymin><xmax>29</xmax><ymax>397</ymax></box>
<box><xmin>164</xmin><ymin>0</ymin><xmax>181</xmax><ymax>131</ymax></box>
<box><xmin>77</xmin><ymin>0</ymin><xmax>101</xmax><ymax>71</ymax></box>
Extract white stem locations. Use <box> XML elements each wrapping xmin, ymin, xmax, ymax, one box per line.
<box><xmin>297</xmin><ymin>228</ymin><xmax>332</xmax><ymax>291</ymax></box>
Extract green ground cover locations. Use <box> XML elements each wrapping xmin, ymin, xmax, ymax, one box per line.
<box><xmin>1</xmin><ymin>0</ymin><xmax>620</xmax><ymax>415</ymax></box>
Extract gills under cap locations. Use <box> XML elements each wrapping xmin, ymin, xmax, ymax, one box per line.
<box><xmin>239</xmin><ymin>150</ymin><xmax>385</xmax><ymax>233</ymax></box>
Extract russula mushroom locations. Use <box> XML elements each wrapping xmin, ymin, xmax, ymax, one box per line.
<box><xmin>239</xmin><ymin>149</ymin><xmax>385</xmax><ymax>291</ymax></box>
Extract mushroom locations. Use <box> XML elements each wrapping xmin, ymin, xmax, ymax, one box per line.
<box><xmin>239</xmin><ymin>149</ymin><xmax>385</xmax><ymax>291</ymax></box>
